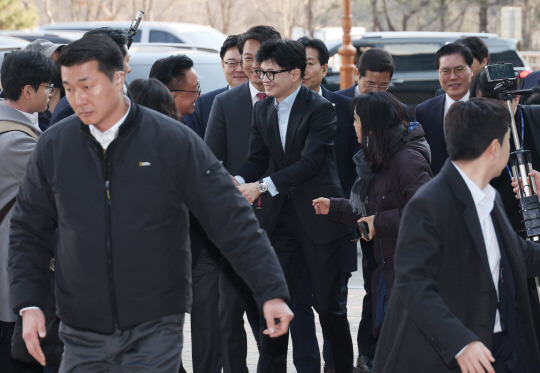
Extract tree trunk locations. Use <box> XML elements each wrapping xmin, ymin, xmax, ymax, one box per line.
<box><xmin>478</xmin><ymin>0</ymin><xmax>488</xmax><ymax>33</ymax></box>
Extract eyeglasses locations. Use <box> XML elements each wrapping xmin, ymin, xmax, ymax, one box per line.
<box><xmin>439</xmin><ymin>66</ymin><xmax>469</xmax><ymax>78</ymax></box>
<box><xmin>40</xmin><ymin>83</ymin><xmax>54</xmax><ymax>93</ymax></box>
<box><xmin>363</xmin><ymin>81</ymin><xmax>390</xmax><ymax>90</ymax></box>
<box><xmin>255</xmin><ymin>69</ymin><xmax>292</xmax><ymax>81</ymax></box>
<box><xmin>223</xmin><ymin>60</ymin><xmax>242</xmax><ymax>69</ymax></box>
<box><xmin>171</xmin><ymin>81</ymin><xmax>201</xmax><ymax>96</ymax></box>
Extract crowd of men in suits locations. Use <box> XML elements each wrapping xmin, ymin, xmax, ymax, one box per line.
<box><xmin>3</xmin><ymin>21</ymin><xmax>540</xmax><ymax>373</ymax></box>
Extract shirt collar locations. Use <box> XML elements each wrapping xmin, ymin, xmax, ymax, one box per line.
<box><xmin>16</xmin><ymin>109</ymin><xmax>39</xmax><ymax>131</ymax></box>
<box><xmin>274</xmin><ymin>84</ymin><xmax>302</xmax><ymax>109</ymax></box>
<box><xmin>249</xmin><ymin>81</ymin><xmax>264</xmax><ymax>100</ymax></box>
<box><xmin>452</xmin><ymin>161</ymin><xmax>496</xmax><ymax>217</ymax></box>
<box><xmin>316</xmin><ymin>87</ymin><xmax>323</xmax><ymax>96</ymax></box>
<box><xmin>88</xmin><ymin>96</ymin><xmax>130</xmax><ymax>149</ymax></box>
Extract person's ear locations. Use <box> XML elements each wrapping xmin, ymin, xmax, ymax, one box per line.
<box><xmin>322</xmin><ymin>63</ymin><xmax>328</xmax><ymax>78</ymax></box>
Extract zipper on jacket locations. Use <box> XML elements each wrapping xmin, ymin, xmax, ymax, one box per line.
<box><xmin>83</xmin><ymin>130</ymin><xmax>121</xmax><ymax>329</ymax></box>
<box><xmin>102</xmin><ymin>148</ymin><xmax>120</xmax><ymax>328</ymax></box>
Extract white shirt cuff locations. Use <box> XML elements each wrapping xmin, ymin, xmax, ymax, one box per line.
<box><xmin>19</xmin><ymin>306</ymin><xmax>41</xmax><ymax>316</ymax></box>
<box><xmin>455</xmin><ymin>345</ymin><xmax>467</xmax><ymax>358</ymax></box>
<box><xmin>264</xmin><ymin>176</ymin><xmax>279</xmax><ymax>196</ymax></box>
<box><xmin>234</xmin><ymin>176</ymin><xmax>246</xmax><ymax>185</ymax></box>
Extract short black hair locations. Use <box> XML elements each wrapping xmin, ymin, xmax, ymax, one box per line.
<box><xmin>1</xmin><ymin>50</ymin><xmax>57</xmax><ymax>101</ymax></box>
<box><xmin>435</xmin><ymin>43</ymin><xmax>474</xmax><ymax>70</ymax></box>
<box><xmin>445</xmin><ymin>97</ymin><xmax>510</xmax><ymax>161</ymax></box>
<box><xmin>237</xmin><ymin>25</ymin><xmax>281</xmax><ymax>54</ymax></box>
<box><xmin>128</xmin><ymin>78</ymin><xmax>180</xmax><ymax>121</ymax></box>
<box><xmin>84</xmin><ymin>27</ymin><xmax>128</xmax><ymax>57</ymax></box>
<box><xmin>523</xmin><ymin>88</ymin><xmax>540</xmax><ymax>105</ymax></box>
<box><xmin>149</xmin><ymin>54</ymin><xmax>194</xmax><ymax>91</ymax></box>
<box><xmin>220</xmin><ymin>34</ymin><xmax>240</xmax><ymax>60</ymax></box>
<box><xmin>256</xmin><ymin>39</ymin><xmax>307</xmax><ymax>78</ymax></box>
<box><xmin>57</xmin><ymin>35</ymin><xmax>124</xmax><ymax>81</ymax></box>
<box><xmin>297</xmin><ymin>36</ymin><xmax>329</xmax><ymax>65</ymax></box>
<box><xmin>470</xmin><ymin>69</ymin><xmax>518</xmax><ymax>99</ymax></box>
<box><xmin>457</xmin><ymin>36</ymin><xmax>489</xmax><ymax>64</ymax></box>
<box><xmin>357</xmin><ymin>48</ymin><xmax>395</xmax><ymax>78</ymax></box>
<box><xmin>352</xmin><ymin>91</ymin><xmax>407</xmax><ymax>171</ymax></box>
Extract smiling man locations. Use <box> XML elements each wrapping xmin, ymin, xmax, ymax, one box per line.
<box><xmin>235</xmin><ymin>39</ymin><xmax>354</xmax><ymax>373</ymax></box>
<box><xmin>150</xmin><ymin>54</ymin><xmax>201</xmax><ymax>121</ymax></box>
<box><xmin>8</xmin><ymin>34</ymin><xmax>292</xmax><ymax>372</ymax></box>
<box><xmin>415</xmin><ymin>42</ymin><xmax>474</xmax><ymax>175</ymax></box>
<box><xmin>204</xmin><ymin>25</ymin><xmax>281</xmax><ymax>373</ymax></box>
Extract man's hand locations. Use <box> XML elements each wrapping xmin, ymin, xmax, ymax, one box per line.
<box><xmin>230</xmin><ymin>175</ymin><xmax>240</xmax><ymax>187</ymax></box>
<box><xmin>238</xmin><ymin>182</ymin><xmax>261</xmax><ymax>204</ymax></box>
<box><xmin>512</xmin><ymin>170</ymin><xmax>540</xmax><ymax>199</ymax></box>
<box><xmin>358</xmin><ymin>215</ymin><xmax>375</xmax><ymax>241</ymax></box>
<box><xmin>456</xmin><ymin>341</ymin><xmax>495</xmax><ymax>373</ymax></box>
<box><xmin>262</xmin><ymin>298</ymin><xmax>294</xmax><ymax>338</ymax></box>
<box><xmin>312</xmin><ymin>197</ymin><xmax>330</xmax><ymax>215</ymax></box>
<box><xmin>22</xmin><ymin>308</ymin><xmax>47</xmax><ymax>366</ymax></box>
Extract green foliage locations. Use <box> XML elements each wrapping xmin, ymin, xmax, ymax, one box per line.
<box><xmin>0</xmin><ymin>0</ymin><xmax>39</xmax><ymax>30</ymax></box>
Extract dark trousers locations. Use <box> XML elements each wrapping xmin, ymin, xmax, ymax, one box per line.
<box><xmin>219</xmin><ymin>260</ymin><xmax>261</xmax><ymax>373</ymax></box>
<box><xmin>0</xmin><ymin>321</ymin><xmax>43</xmax><ymax>373</ymax></box>
<box><xmin>257</xmin><ymin>201</ymin><xmax>353</xmax><ymax>373</ymax></box>
<box><xmin>357</xmin><ymin>240</ymin><xmax>377</xmax><ymax>360</ymax></box>
<box><xmin>191</xmin><ymin>247</ymin><xmax>223</xmax><ymax>373</ymax></box>
<box><xmin>290</xmin><ymin>260</ymin><xmax>351</xmax><ymax>372</ymax></box>
<box><xmin>58</xmin><ymin>314</ymin><xmax>184</xmax><ymax>372</ymax></box>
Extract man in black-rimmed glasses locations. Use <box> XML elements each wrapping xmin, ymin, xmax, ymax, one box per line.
<box><xmin>149</xmin><ymin>54</ymin><xmax>201</xmax><ymax>121</ymax></box>
<box><xmin>235</xmin><ymin>39</ymin><xmax>355</xmax><ymax>373</ymax></box>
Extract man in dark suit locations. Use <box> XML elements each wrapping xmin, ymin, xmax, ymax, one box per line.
<box><xmin>336</xmin><ymin>48</ymin><xmax>394</xmax><ymax>99</ymax></box>
<box><xmin>373</xmin><ymin>98</ymin><xmax>540</xmax><ymax>372</ymax></box>
<box><xmin>415</xmin><ymin>43</ymin><xmax>473</xmax><ymax>175</ymax></box>
<box><xmin>235</xmin><ymin>39</ymin><xmax>354</xmax><ymax>373</ymax></box>
<box><xmin>434</xmin><ymin>36</ymin><xmax>489</xmax><ymax>97</ymax></box>
<box><xmin>204</xmin><ymin>25</ymin><xmax>281</xmax><ymax>373</ymax></box>
<box><xmin>291</xmin><ymin>36</ymin><xmax>358</xmax><ymax>373</ymax></box>
<box><xmin>183</xmin><ymin>34</ymin><xmax>247</xmax><ymax>136</ymax></box>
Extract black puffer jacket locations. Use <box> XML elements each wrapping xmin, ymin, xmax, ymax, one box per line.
<box><xmin>328</xmin><ymin>122</ymin><xmax>433</xmax><ymax>335</ymax></box>
<box><xmin>9</xmin><ymin>103</ymin><xmax>289</xmax><ymax>334</ymax></box>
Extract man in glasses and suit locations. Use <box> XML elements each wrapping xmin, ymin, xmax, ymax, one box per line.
<box><xmin>235</xmin><ymin>39</ymin><xmax>354</xmax><ymax>373</ymax></box>
<box><xmin>204</xmin><ymin>25</ymin><xmax>281</xmax><ymax>373</ymax></box>
<box><xmin>415</xmin><ymin>43</ymin><xmax>474</xmax><ymax>175</ymax></box>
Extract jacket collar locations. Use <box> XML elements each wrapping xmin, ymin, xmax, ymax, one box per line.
<box><xmin>80</xmin><ymin>98</ymin><xmax>139</xmax><ymax>141</ymax></box>
<box><xmin>441</xmin><ymin>160</ymin><xmax>496</xmax><ymax>289</ymax></box>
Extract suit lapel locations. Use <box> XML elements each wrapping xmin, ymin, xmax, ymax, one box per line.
<box><xmin>284</xmin><ymin>86</ymin><xmax>309</xmax><ymax>161</ymax></box>
<box><xmin>443</xmin><ymin>161</ymin><xmax>496</xmax><ymax>289</ymax></box>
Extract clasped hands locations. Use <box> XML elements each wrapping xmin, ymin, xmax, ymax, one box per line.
<box><xmin>231</xmin><ymin>176</ymin><xmax>261</xmax><ymax>205</ymax></box>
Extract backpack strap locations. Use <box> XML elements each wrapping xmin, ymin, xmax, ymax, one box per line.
<box><xmin>0</xmin><ymin>121</ymin><xmax>39</xmax><ymax>140</ymax></box>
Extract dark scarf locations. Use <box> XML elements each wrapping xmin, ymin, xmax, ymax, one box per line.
<box><xmin>350</xmin><ymin>126</ymin><xmax>407</xmax><ymax>214</ymax></box>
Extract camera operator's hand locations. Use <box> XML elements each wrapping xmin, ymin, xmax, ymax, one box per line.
<box><xmin>512</xmin><ymin>170</ymin><xmax>540</xmax><ymax>199</ymax></box>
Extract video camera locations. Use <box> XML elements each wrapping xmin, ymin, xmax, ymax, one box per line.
<box><xmin>486</xmin><ymin>63</ymin><xmax>540</xmax><ymax>240</ymax></box>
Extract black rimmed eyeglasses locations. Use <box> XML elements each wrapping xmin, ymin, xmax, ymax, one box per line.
<box><xmin>40</xmin><ymin>83</ymin><xmax>54</xmax><ymax>93</ymax></box>
<box><xmin>171</xmin><ymin>81</ymin><xmax>201</xmax><ymax>96</ymax></box>
<box><xmin>255</xmin><ymin>69</ymin><xmax>293</xmax><ymax>81</ymax></box>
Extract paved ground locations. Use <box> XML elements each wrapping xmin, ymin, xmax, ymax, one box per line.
<box><xmin>181</xmin><ymin>251</ymin><xmax>366</xmax><ymax>372</ymax></box>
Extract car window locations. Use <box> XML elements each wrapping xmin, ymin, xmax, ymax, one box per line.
<box><xmin>383</xmin><ymin>43</ymin><xmax>441</xmax><ymax>72</ymax></box>
<box><xmin>149</xmin><ymin>30</ymin><xmax>183</xmax><ymax>43</ymax></box>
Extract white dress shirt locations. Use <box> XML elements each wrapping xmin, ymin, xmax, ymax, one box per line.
<box><xmin>452</xmin><ymin>162</ymin><xmax>502</xmax><ymax>357</ymax></box>
<box><xmin>444</xmin><ymin>91</ymin><xmax>470</xmax><ymax>119</ymax></box>
<box><xmin>89</xmin><ymin>96</ymin><xmax>131</xmax><ymax>150</ymax></box>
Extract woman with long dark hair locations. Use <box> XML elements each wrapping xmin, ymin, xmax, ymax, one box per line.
<box><xmin>128</xmin><ymin>78</ymin><xmax>180</xmax><ymax>121</ymax></box>
<box><xmin>313</xmin><ymin>91</ymin><xmax>433</xmax><ymax>369</ymax></box>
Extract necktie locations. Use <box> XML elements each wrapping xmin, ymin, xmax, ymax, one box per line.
<box><xmin>256</xmin><ymin>92</ymin><xmax>267</xmax><ymax>101</ymax></box>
